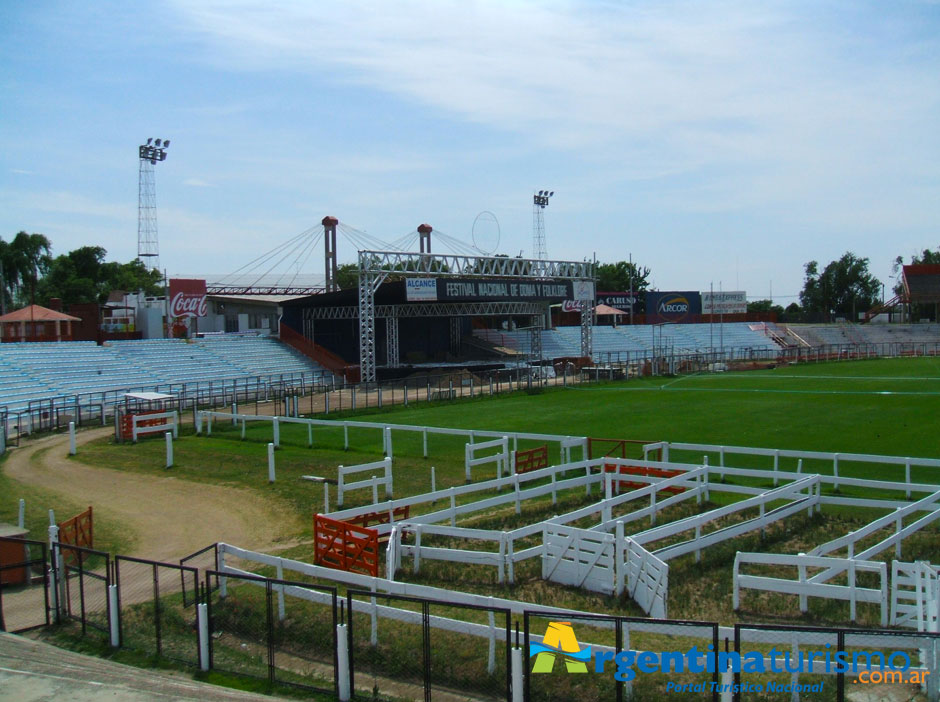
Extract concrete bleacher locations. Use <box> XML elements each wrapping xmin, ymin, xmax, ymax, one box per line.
<box><xmin>474</xmin><ymin>322</ymin><xmax>779</xmax><ymax>361</ymax></box>
<box><xmin>0</xmin><ymin>335</ymin><xmax>334</xmax><ymax>413</ymax></box>
<box><xmin>787</xmin><ymin>323</ymin><xmax>940</xmax><ymax>348</ymax></box>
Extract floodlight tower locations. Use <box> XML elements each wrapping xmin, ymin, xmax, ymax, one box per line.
<box><xmin>138</xmin><ymin>138</ymin><xmax>170</xmax><ymax>272</ymax></box>
<box><xmin>532</xmin><ymin>189</ymin><xmax>553</xmax><ymax>260</ymax></box>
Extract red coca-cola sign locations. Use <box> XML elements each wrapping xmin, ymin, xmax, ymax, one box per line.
<box><xmin>168</xmin><ymin>278</ymin><xmax>208</xmax><ymax>318</ymax></box>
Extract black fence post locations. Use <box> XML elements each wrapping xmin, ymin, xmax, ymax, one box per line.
<box><xmin>266</xmin><ymin>581</ymin><xmax>275</xmax><ymax>684</ymax></box>
<box><xmin>837</xmin><ymin>630</ymin><xmax>845</xmax><ymax>702</ymax></box>
<box><xmin>346</xmin><ymin>593</ymin><xmax>355</xmax><ymax>698</ymax></box>
<box><xmin>422</xmin><ymin>599</ymin><xmax>431</xmax><ymax>702</ymax></box>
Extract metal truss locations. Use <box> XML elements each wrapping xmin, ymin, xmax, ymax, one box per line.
<box><xmin>528</xmin><ymin>324</ymin><xmax>543</xmax><ymax>363</ymax></box>
<box><xmin>580</xmin><ymin>302</ymin><xmax>593</xmax><ymax>358</ymax></box>
<box><xmin>449</xmin><ymin>317</ymin><xmax>461</xmax><ymax>356</ymax></box>
<box><xmin>208</xmin><ymin>285</ymin><xmax>325</xmax><ymax>296</ymax></box>
<box><xmin>303</xmin><ymin>301</ymin><xmax>546</xmax><ymax>321</ymax></box>
<box><xmin>357</xmin><ymin>250</ymin><xmax>594</xmax><ymax>279</ymax></box>
<box><xmin>386</xmin><ymin>315</ymin><xmax>400</xmax><ymax>368</ymax></box>
<box><xmin>357</xmin><ymin>250</ymin><xmax>594</xmax><ymax>382</ymax></box>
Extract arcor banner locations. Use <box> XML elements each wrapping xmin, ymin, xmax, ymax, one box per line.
<box><xmin>645</xmin><ymin>291</ymin><xmax>702</xmax><ymax>323</ymax></box>
<box><xmin>168</xmin><ymin>278</ymin><xmax>208</xmax><ymax>318</ymax></box>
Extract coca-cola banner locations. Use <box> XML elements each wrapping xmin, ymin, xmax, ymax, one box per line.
<box><xmin>169</xmin><ymin>278</ymin><xmax>208</xmax><ymax>318</ymax></box>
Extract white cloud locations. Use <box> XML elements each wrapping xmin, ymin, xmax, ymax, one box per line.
<box><xmin>170</xmin><ymin>1</ymin><xmax>939</xmax><ymax>205</ymax></box>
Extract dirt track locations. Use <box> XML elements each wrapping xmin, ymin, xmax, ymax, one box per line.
<box><xmin>3</xmin><ymin>428</ymin><xmax>304</xmax><ymax>561</ymax></box>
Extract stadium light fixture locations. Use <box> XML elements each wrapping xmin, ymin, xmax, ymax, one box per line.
<box><xmin>533</xmin><ymin>189</ymin><xmax>553</xmax><ymax>208</ymax></box>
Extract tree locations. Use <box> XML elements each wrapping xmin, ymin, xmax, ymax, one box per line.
<box><xmin>596</xmin><ymin>260</ymin><xmax>651</xmax><ymax>294</ymax></box>
<box><xmin>799</xmin><ymin>252</ymin><xmax>881</xmax><ymax>322</ymax></box>
<box><xmin>0</xmin><ymin>231</ymin><xmax>52</xmax><ymax>308</ymax></box>
<box><xmin>335</xmin><ymin>262</ymin><xmax>359</xmax><ymax>290</ymax></box>
<box><xmin>38</xmin><ymin>246</ymin><xmax>164</xmax><ymax>305</ymax></box>
<box><xmin>746</xmin><ymin>299</ymin><xmax>786</xmax><ymax>320</ymax></box>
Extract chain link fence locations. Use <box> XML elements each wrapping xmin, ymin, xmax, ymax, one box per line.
<box><xmin>54</xmin><ymin>542</ymin><xmax>110</xmax><ymax>637</ymax></box>
<box><xmin>206</xmin><ymin>569</ymin><xmax>338</xmax><ymax>696</ymax></box>
<box><xmin>0</xmin><ymin>536</ymin><xmax>50</xmax><ymax>633</ymax></box>
<box><xmin>114</xmin><ymin>555</ymin><xmax>200</xmax><ymax>665</ymax></box>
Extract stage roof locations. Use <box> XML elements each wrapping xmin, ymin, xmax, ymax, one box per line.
<box><xmin>902</xmin><ymin>264</ymin><xmax>940</xmax><ymax>304</ymax></box>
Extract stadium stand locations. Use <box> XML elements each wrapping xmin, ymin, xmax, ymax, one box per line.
<box><xmin>0</xmin><ymin>335</ymin><xmax>335</xmax><ymax>413</ymax></box>
<box><xmin>787</xmin><ymin>323</ymin><xmax>940</xmax><ymax>347</ymax></box>
<box><xmin>475</xmin><ymin>322</ymin><xmax>780</xmax><ymax>360</ymax></box>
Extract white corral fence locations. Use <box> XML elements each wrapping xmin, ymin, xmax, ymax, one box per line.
<box><xmin>733</xmin><ymin>553</ymin><xmax>890</xmax><ymax>625</ymax></box>
<box><xmin>542</xmin><ymin>523</ymin><xmax>617</xmax><ymax>595</ymax></box>
<box><xmin>465</xmin><ymin>436</ymin><xmax>510</xmax><ymax>483</ymax></box>
<box><xmin>892</xmin><ymin>561</ymin><xmax>940</xmax><ymax>632</ymax></box>
<box><xmin>215</xmin><ymin>542</ymin><xmax>940</xmax><ymax>702</ymax></box>
<box><xmin>336</xmin><ymin>457</ymin><xmax>393</xmax><ymax>507</ymax></box>
<box><xmin>196</xmin><ymin>410</ymin><xmax>589</xmax><ymax>465</ymax></box>
<box><xmin>131</xmin><ymin>410</ymin><xmax>179</xmax><ymax>442</ymax></box>
<box><xmin>195</xmin><ymin>411</ymin><xmax>939</xmax><ymax>645</ymax></box>
<box><xmin>644</xmin><ymin>440</ymin><xmax>940</xmax><ymax>495</ymax></box>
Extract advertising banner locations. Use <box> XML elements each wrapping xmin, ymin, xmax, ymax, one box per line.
<box><xmin>646</xmin><ymin>291</ymin><xmax>702</xmax><ymax>323</ymax></box>
<box><xmin>561</xmin><ymin>300</ymin><xmax>583</xmax><ymax>312</ymax></box>
<box><xmin>168</xmin><ymin>278</ymin><xmax>208</xmax><ymax>318</ymax></box>
<box><xmin>596</xmin><ymin>292</ymin><xmax>639</xmax><ymax>311</ymax></box>
<box><xmin>435</xmin><ymin>278</ymin><xmax>572</xmax><ymax>302</ymax></box>
<box><xmin>702</xmin><ymin>290</ymin><xmax>747</xmax><ymax>314</ymax></box>
<box><xmin>405</xmin><ymin>278</ymin><xmax>439</xmax><ymax>302</ymax></box>
<box><xmin>572</xmin><ymin>280</ymin><xmax>595</xmax><ymax>301</ymax></box>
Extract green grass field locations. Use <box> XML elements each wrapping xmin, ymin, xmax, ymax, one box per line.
<box><xmin>5</xmin><ymin>357</ymin><xmax>940</xmax><ymax>628</ymax></box>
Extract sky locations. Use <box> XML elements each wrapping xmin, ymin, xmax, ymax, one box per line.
<box><xmin>1</xmin><ymin>1</ymin><xmax>938</xmax><ymax>304</ymax></box>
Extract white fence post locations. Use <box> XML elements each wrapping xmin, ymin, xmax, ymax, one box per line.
<box><xmin>615</xmin><ymin>520</ymin><xmax>625</xmax><ymax>596</ymax></box>
<box><xmin>267</xmin><ymin>443</ymin><xmax>275</xmax><ymax>483</ymax></box>
<box><xmin>413</xmin><ymin>525</ymin><xmax>422</xmax><ymax>574</ymax></box>
<box><xmin>384</xmin><ymin>456</ymin><xmax>393</xmax><ymax>498</ymax></box>
<box><xmin>18</xmin><ymin>498</ymin><xmax>25</xmax><ymax>529</ymax></box>
<box><xmin>108</xmin><ymin>584</ymin><xmax>120</xmax><ymax>647</ymax></box>
<box><xmin>68</xmin><ymin>421</ymin><xmax>76</xmax><ymax>455</ymax></box>
<box><xmin>336</xmin><ymin>622</ymin><xmax>351</xmax><ymax>702</ymax></box>
<box><xmin>165</xmin><ymin>432</ymin><xmax>173</xmax><ymax>468</ymax></box>
<box><xmin>511</xmin><ymin>646</ymin><xmax>524</xmax><ymax>702</ymax></box>
<box><xmin>384</xmin><ymin>427</ymin><xmax>393</xmax><ymax>460</ymax></box>
<box><xmin>198</xmin><ymin>602</ymin><xmax>210</xmax><ymax>671</ymax></box>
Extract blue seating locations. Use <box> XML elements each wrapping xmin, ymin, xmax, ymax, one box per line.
<box><xmin>0</xmin><ymin>335</ymin><xmax>335</xmax><ymax>413</ymax></box>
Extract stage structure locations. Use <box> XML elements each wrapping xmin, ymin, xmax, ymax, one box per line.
<box><xmin>355</xmin><ymin>250</ymin><xmax>595</xmax><ymax>382</ymax></box>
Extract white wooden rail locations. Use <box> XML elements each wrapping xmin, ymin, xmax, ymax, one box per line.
<box><xmin>132</xmin><ymin>411</ymin><xmax>178</xmax><ymax>442</ymax></box>
<box><xmin>336</xmin><ymin>457</ymin><xmax>393</xmax><ymax>507</ymax></box>
<box><xmin>216</xmin><ymin>541</ymin><xmax>938</xmax><ymax>702</ymax></box>
<box><xmin>733</xmin><ymin>552</ymin><xmax>890</xmax><ymax>625</ymax></box>
<box><xmin>465</xmin><ymin>436</ymin><xmax>510</xmax><ymax>483</ymax></box>
<box><xmin>645</xmin><ymin>440</ymin><xmax>940</xmax><ymax>494</ymax></box>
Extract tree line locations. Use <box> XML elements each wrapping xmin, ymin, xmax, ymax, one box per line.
<box><xmin>3</xmin><ymin>230</ymin><xmax>937</xmax><ymax>322</ymax></box>
<box><xmin>598</xmin><ymin>248</ymin><xmax>939</xmax><ymax>322</ymax></box>
<box><xmin>0</xmin><ymin>232</ymin><xmax>164</xmax><ymax>314</ymax></box>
